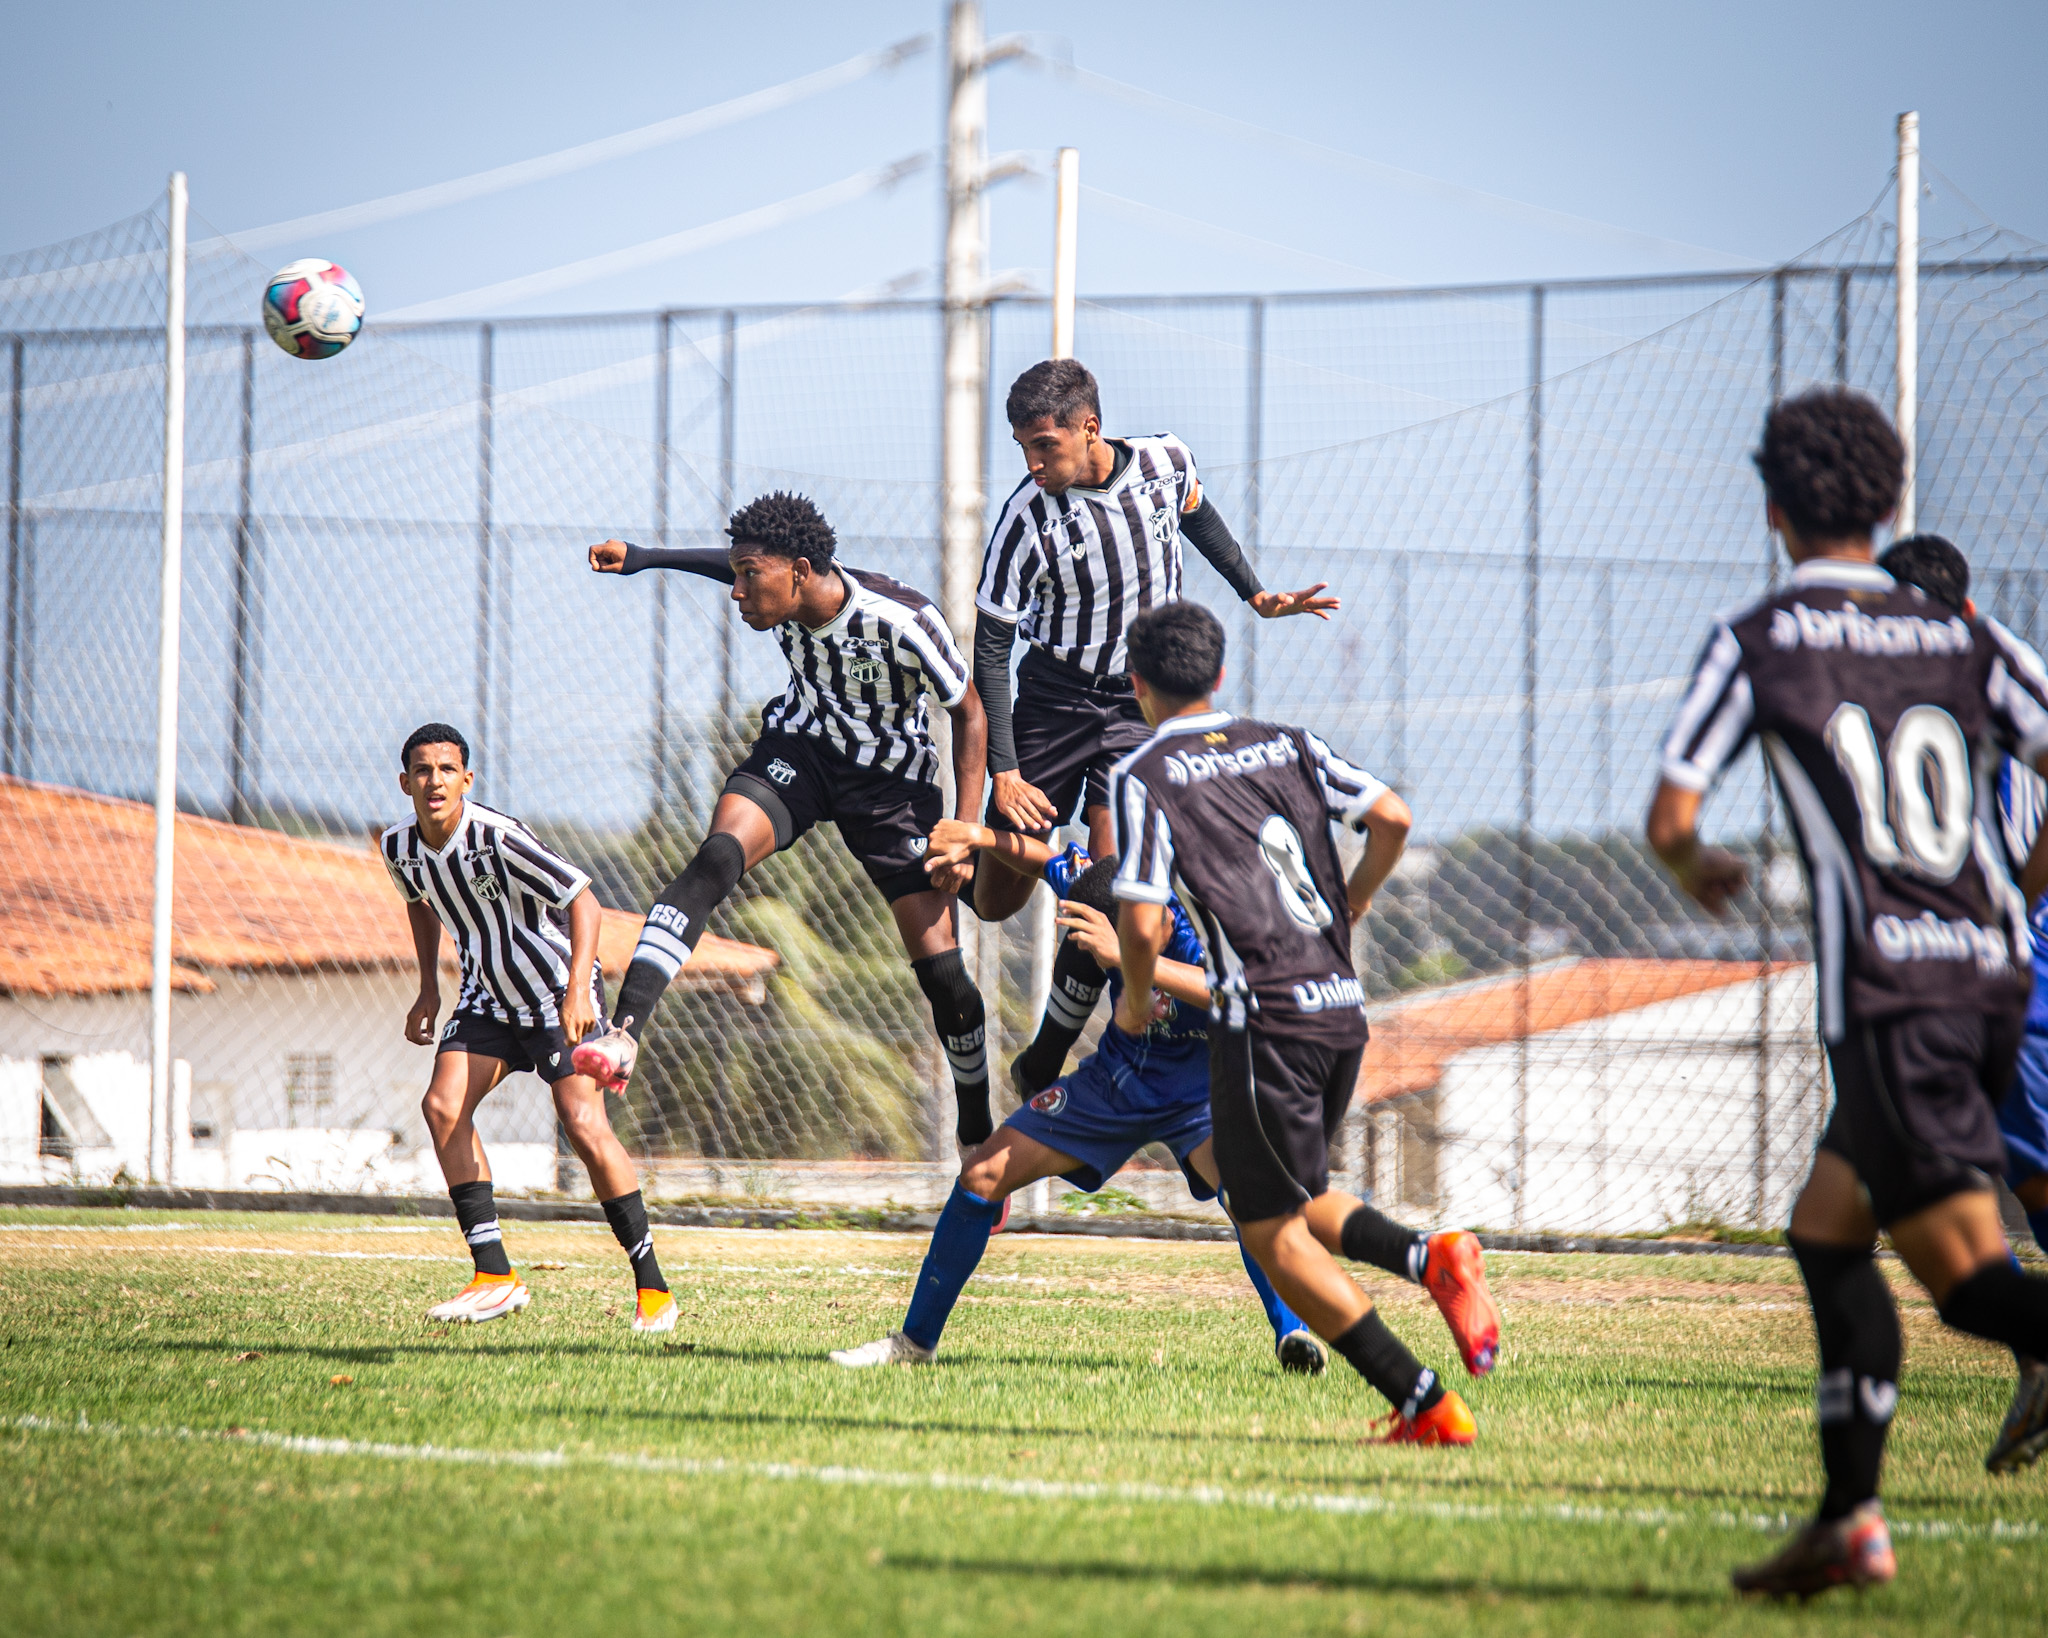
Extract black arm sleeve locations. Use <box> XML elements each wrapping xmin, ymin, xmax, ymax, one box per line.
<box><xmin>1178</xmin><ymin>498</ymin><xmax>1263</xmax><ymax>602</ymax></box>
<box><xmin>974</xmin><ymin>611</ymin><xmax>1020</xmax><ymax>775</ymax></box>
<box><xmin>616</xmin><ymin>542</ymin><xmax>737</xmax><ymax>584</ymax></box>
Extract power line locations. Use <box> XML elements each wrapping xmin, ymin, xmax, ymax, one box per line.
<box><xmin>381</xmin><ymin>154</ymin><xmax>933</xmax><ymax>321</ymax></box>
<box><xmin>1033</xmin><ymin>53</ymin><xmax>1749</xmax><ymax>267</ymax></box>
<box><xmin>227</xmin><ymin>35</ymin><xmax>933</xmax><ymax>252</ymax></box>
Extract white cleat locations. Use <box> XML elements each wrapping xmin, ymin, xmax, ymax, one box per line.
<box><xmin>427</xmin><ymin>1272</ymin><xmax>531</xmax><ymax>1323</ymax></box>
<box><xmin>830</xmin><ymin>1331</ymin><xmax>936</xmax><ymax>1368</ymax></box>
<box><xmin>571</xmin><ymin>1027</ymin><xmax>638</xmax><ymax>1092</ymax></box>
<box><xmin>633</xmin><ymin>1290</ymin><xmax>680</xmax><ymax>1334</ymax></box>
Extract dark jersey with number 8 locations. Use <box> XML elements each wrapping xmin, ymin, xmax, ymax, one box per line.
<box><xmin>1661</xmin><ymin>558</ymin><xmax>2048</xmax><ymax>1040</ymax></box>
<box><xmin>1110</xmin><ymin>709</ymin><xmax>1390</xmax><ymax>1041</ymax></box>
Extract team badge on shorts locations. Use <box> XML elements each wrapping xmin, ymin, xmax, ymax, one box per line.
<box><xmin>908</xmin><ymin>835</ymin><xmax>928</xmax><ymax>857</ymax></box>
<box><xmin>1030</xmin><ymin>1086</ymin><xmax>1067</xmax><ymax>1115</ymax></box>
<box><xmin>767</xmin><ymin>758</ymin><xmax>797</xmax><ymax>786</ymax></box>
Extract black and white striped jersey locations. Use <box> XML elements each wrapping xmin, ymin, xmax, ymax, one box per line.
<box><xmin>761</xmin><ymin>567</ymin><xmax>971</xmax><ymax>783</ymax></box>
<box><xmin>978</xmin><ymin>434</ymin><xmax>1202</xmax><ymax>676</ymax></box>
<box><xmin>1111</xmin><ymin>709</ymin><xmax>1388</xmax><ymax>1040</ymax></box>
<box><xmin>1661</xmin><ymin>557</ymin><xmax>2048</xmax><ymax>1041</ymax></box>
<box><xmin>380</xmin><ymin>801</ymin><xmax>598</xmax><ymax>1029</ymax></box>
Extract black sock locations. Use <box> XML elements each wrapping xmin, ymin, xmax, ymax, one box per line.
<box><xmin>601</xmin><ymin>1189</ymin><xmax>668</xmax><ymax>1293</ymax></box>
<box><xmin>1790</xmin><ymin>1236</ymin><xmax>1899</xmax><ymax>1520</ymax></box>
<box><xmin>1340</xmin><ymin>1205</ymin><xmax>1429</xmax><ymax>1282</ymax></box>
<box><xmin>612</xmin><ymin>833</ymin><xmax>748</xmax><ymax>1041</ymax></box>
<box><xmin>449</xmin><ymin>1180</ymin><xmax>512</xmax><ymax>1277</ymax></box>
<box><xmin>1938</xmin><ymin>1262</ymin><xmax>2048</xmax><ymax>1357</ymax></box>
<box><xmin>1011</xmin><ymin>935</ymin><xmax>1107</xmax><ymax>1093</ymax></box>
<box><xmin>912</xmin><ymin>949</ymin><xmax>991</xmax><ymax>1144</ymax></box>
<box><xmin>1329</xmin><ymin>1310</ymin><xmax>1444</xmax><ymax>1418</ymax></box>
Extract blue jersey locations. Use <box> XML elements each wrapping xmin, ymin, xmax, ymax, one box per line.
<box><xmin>1998</xmin><ymin>758</ymin><xmax>2048</xmax><ymax>1034</ymax></box>
<box><xmin>1099</xmin><ymin>899</ymin><xmax>1210</xmax><ymax>1061</ymax></box>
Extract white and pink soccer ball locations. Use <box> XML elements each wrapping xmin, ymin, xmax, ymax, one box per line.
<box><xmin>261</xmin><ymin>259</ymin><xmax>365</xmax><ymax>360</ymax></box>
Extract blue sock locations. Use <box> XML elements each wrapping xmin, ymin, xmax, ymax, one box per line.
<box><xmin>1236</xmin><ymin>1228</ymin><xmax>1304</xmax><ymax>1345</ymax></box>
<box><xmin>901</xmin><ymin>1182</ymin><xmax>1003</xmax><ymax>1351</ymax></box>
<box><xmin>2028</xmin><ymin>1210</ymin><xmax>2048</xmax><ymax>1259</ymax></box>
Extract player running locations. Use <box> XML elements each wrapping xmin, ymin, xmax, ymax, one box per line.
<box><xmin>1878</xmin><ymin>532</ymin><xmax>2048</xmax><ymax>1474</ymax></box>
<box><xmin>1649</xmin><ymin>389</ymin><xmax>2048</xmax><ymax>1598</ymax></box>
<box><xmin>831</xmin><ymin>843</ymin><xmax>1327</xmax><ymax>1372</ymax></box>
<box><xmin>968</xmin><ymin>359</ymin><xmax>1339</xmax><ymax>947</ymax></box>
<box><xmin>381</xmin><ymin>723</ymin><xmax>676</xmax><ymax>1331</ymax></box>
<box><xmin>1109</xmin><ymin>601</ymin><xmax>1499</xmax><ymax>1448</ymax></box>
<box><xmin>573</xmin><ymin>494</ymin><xmax>999</xmax><ymax>1145</ymax></box>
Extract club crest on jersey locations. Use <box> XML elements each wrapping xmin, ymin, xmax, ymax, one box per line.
<box><xmin>1146</xmin><ymin>507</ymin><xmax>1177</xmax><ymax>550</ymax></box>
<box><xmin>767</xmin><ymin>758</ymin><xmax>797</xmax><ymax>786</ymax></box>
<box><xmin>470</xmin><ymin>873</ymin><xmax>500</xmax><ymax>902</ymax></box>
<box><xmin>1030</xmin><ymin>1086</ymin><xmax>1067</xmax><ymax>1115</ymax></box>
<box><xmin>842</xmin><ymin>638</ymin><xmax>890</xmax><ymax>686</ymax></box>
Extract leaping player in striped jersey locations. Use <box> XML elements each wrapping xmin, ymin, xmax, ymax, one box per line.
<box><xmin>574</xmin><ymin>493</ymin><xmax>999</xmax><ymax>1145</ymax></box>
<box><xmin>969</xmin><ymin>358</ymin><xmax>1342</xmax><ymax>1097</ymax></box>
<box><xmin>381</xmin><ymin>723</ymin><xmax>676</xmax><ymax>1332</ymax></box>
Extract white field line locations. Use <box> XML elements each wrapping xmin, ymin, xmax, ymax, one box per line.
<box><xmin>5</xmin><ymin>1413</ymin><xmax>2035</xmax><ymax>1543</ymax></box>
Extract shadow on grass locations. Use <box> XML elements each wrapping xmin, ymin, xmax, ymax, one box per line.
<box><xmin>881</xmin><ymin>1552</ymin><xmax>1724</xmax><ymax>1606</ymax></box>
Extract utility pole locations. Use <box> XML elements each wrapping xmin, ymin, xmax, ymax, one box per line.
<box><xmin>940</xmin><ymin>0</ymin><xmax>998</xmax><ymax>1137</ymax></box>
<box><xmin>1895</xmin><ymin>111</ymin><xmax>1919</xmax><ymax>535</ymax></box>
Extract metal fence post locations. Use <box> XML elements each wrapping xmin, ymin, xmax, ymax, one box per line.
<box><xmin>1516</xmin><ymin>285</ymin><xmax>1543</xmax><ymax>1233</ymax></box>
<box><xmin>1754</xmin><ymin>271</ymin><xmax>1789</xmax><ymax>1224</ymax></box>
<box><xmin>1244</xmin><ymin>296</ymin><xmax>1264</xmax><ymax>717</ymax></box>
<box><xmin>475</xmin><ymin>323</ymin><xmax>495</xmax><ymax>776</ymax></box>
<box><xmin>719</xmin><ymin>310</ymin><xmax>738</xmax><ymax>738</ymax></box>
<box><xmin>229</xmin><ymin>330</ymin><xmax>258</xmax><ymax>825</ymax></box>
<box><xmin>4</xmin><ymin>335</ymin><xmax>21</xmax><ymax>778</ymax></box>
<box><xmin>1834</xmin><ymin>269</ymin><xmax>1852</xmax><ymax>386</ymax></box>
<box><xmin>652</xmin><ymin>311</ymin><xmax>671</xmax><ymax>813</ymax></box>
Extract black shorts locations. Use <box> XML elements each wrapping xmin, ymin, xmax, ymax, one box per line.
<box><xmin>438</xmin><ymin>1008</ymin><xmax>578</xmax><ymax>1085</ymax></box>
<box><xmin>1208</xmin><ymin>1024</ymin><xmax>1367</xmax><ymax>1223</ymax></box>
<box><xmin>1818</xmin><ymin>1008</ymin><xmax>2022</xmax><ymax>1225</ymax></box>
<box><xmin>725</xmin><ymin>732</ymin><xmax>942</xmax><ymax>903</ymax></box>
<box><xmin>987</xmin><ymin>648</ymin><xmax>1153</xmax><ymax>836</ymax></box>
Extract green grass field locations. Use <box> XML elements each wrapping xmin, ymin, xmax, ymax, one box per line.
<box><xmin>0</xmin><ymin>1207</ymin><xmax>2041</xmax><ymax>1636</ymax></box>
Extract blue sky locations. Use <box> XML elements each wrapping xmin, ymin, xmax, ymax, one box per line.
<box><xmin>4</xmin><ymin>1</ymin><xmax>2044</xmax><ymax>316</ymax></box>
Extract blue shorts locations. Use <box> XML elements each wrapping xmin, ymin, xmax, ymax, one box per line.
<box><xmin>1002</xmin><ymin>1034</ymin><xmax>1217</xmax><ymax>1200</ymax></box>
<box><xmin>1999</xmin><ymin>1031</ymin><xmax>2048</xmax><ymax>1185</ymax></box>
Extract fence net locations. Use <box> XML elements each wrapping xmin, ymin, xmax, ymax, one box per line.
<box><xmin>4</xmin><ymin>194</ymin><xmax>2046</xmax><ymax>1231</ymax></box>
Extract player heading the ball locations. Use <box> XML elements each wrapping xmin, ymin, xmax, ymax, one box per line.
<box><xmin>969</xmin><ymin>359</ymin><xmax>1339</xmax><ymax>930</ymax></box>
<box><xmin>575</xmin><ymin>494</ymin><xmax>1000</xmax><ymax>1146</ymax></box>
<box><xmin>1110</xmin><ymin>601</ymin><xmax>1499</xmax><ymax>1446</ymax></box>
<box><xmin>380</xmin><ymin>723</ymin><xmax>676</xmax><ymax>1332</ymax></box>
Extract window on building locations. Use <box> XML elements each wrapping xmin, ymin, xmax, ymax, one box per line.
<box><xmin>284</xmin><ymin>1053</ymin><xmax>336</xmax><ymax>1128</ymax></box>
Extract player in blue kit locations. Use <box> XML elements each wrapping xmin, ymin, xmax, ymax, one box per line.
<box><xmin>1879</xmin><ymin>533</ymin><xmax>2048</xmax><ymax>1473</ymax></box>
<box><xmin>830</xmin><ymin>841</ymin><xmax>1327</xmax><ymax>1371</ymax></box>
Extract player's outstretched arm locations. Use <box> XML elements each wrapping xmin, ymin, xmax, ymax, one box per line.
<box><xmin>1250</xmin><ymin>584</ymin><xmax>1341</xmax><ymax>621</ymax></box>
<box><xmin>2023</xmin><ymin>751</ymin><xmax>2048</xmax><ymax>904</ymax></box>
<box><xmin>924</xmin><ymin>818</ymin><xmax>1053</xmax><ymax>883</ymax></box>
<box><xmin>559</xmin><ymin>888</ymin><xmax>602</xmax><ymax>1048</ymax></box>
<box><xmin>586</xmin><ymin>538</ymin><xmax>737</xmax><ymax>583</ymax></box>
<box><xmin>1113</xmin><ymin>901</ymin><xmax>1171</xmax><ymax>1034</ymax></box>
<box><xmin>1646</xmin><ymin>780</ymin><xmax>1748</xmax><ymax>917</ymax></box>
<box><xmin>403</xmin><ymin>900</ymin><xmax>442</xmax><ymax>1045</ymax></box>
<box><xmin>947</xmin><ymin>681</ymin><xmax>989</xmax><ymax>824</ymax></box>
<box><xmin>1345</xmin><ymin>788</ymin><xmax>1413</xmax><ymax>917</ymax></box>
<box><xmin>974</xmin><ymin>610</ymin><xmax>1059</xmax><ymax>833</ymax></box>
<box><xmin>1056</xmin><ymin>900</ymin><xmax>1209</xmax><ymax>1008</ymax></box>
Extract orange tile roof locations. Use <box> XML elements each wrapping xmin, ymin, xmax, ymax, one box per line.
<box><xmin>1358</xmin><ymin>958</ymin><xmax>1794</xmax><ymax>1106</ymax></box>
<box><xmin>0</xmin><ymin>777</ymin><xmax>778</xmax><ymax>1001</ymax></box>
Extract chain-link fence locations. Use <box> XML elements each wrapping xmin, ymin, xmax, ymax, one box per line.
<box><xmin>4</xmin><ymin>198</ymin><xmax>2046</xmax><ymax>1230</ymax></box>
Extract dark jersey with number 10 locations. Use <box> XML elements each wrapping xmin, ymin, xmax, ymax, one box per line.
<box><xmin>1661</xmin><ymin>558</ymin><xmax>2048</xmax><ymax>1041</ymax></box>
<box><xmin>1110</xmin><ymin>709</ymin><xmax>1389</xmax><ymax>1041</ymax></box>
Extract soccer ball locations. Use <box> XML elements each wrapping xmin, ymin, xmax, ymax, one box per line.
<box><xmin>261</xmin><ymin>260</ymin><xmax>364</xmax><ymax>360</ymax></box>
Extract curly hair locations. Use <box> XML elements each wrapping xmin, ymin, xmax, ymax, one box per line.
<box><xmin>1127</xmin><ymin>600</ymin><xmax>1226</xmax><ymax>700</ymax></box>
<box><xmin>399</xmin><ymin>721</ymin><xmax>469</xmax><ymax>769</ymax></box>
<box><xmin>1879</xmin><ymin>534</ymin><xmax>1970</xmax><ymax>615</ymax></box>
<box><xmin>1006</xmin><ymin>358</ymin><xmax>1101</xmax><ymax>429</ymax></box>
<box><xmin>725</xmin><ymin>490</ymin><xmax>836</xmax><ymax>570</ymax></box>
<box><xmin>1753</xmin><ymin>388</ymin><xmax>1903</xmax><ymax>541</ymax></box>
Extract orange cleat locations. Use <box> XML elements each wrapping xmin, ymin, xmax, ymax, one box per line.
<box><xmin>1376</xmin><ymin>1388</ymin><xmax>1476</xmax><ymax>1447</ymax></box>
<box><xmin>1422</xmin><ymin>1230</ymin><xmax>1500</xmax><ymax>1376</ymax></box>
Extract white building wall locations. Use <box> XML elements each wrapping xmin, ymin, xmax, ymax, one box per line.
<box><xmin>0</xmin><ymin>967</ymin><xmax>556</xmax><ymax>1153</ymax></box>
<box><xmin>1408</xmin><ymin>967</ymin><xmax>1826</xmax><ymax>1235</ymax></box>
